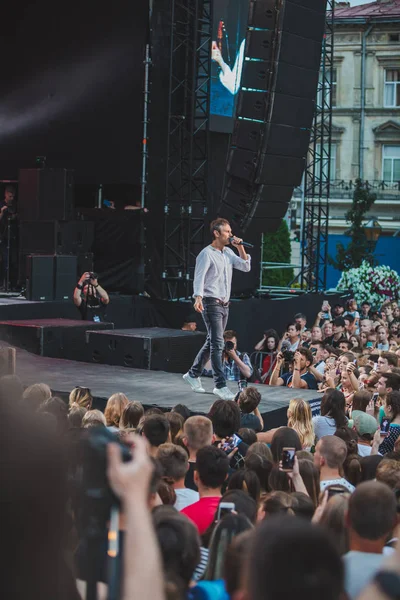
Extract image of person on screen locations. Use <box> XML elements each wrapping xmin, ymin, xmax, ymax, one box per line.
<box><xmin>211</xmin><ymin>38</ymin><xmax>245</xmax><ymax>95</ymax></box>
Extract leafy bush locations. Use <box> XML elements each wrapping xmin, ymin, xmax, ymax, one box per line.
<box><xmin>262</xmin><ymin>220</ymin><xmax>294</xmax><ymax>287</ymax></box>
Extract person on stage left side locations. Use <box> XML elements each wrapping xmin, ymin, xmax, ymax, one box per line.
<box><xmin>73</xmin><ymin>271</ymin><xmax>109</xmax><ymax>322</ymax></box>
<box><xmin>0</xmin><ymin>185</ymin><xmax>18</xmax><ymax>289</ymax></box>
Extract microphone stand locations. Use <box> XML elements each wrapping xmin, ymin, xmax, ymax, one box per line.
<box><xmin>5</xmin><ymin>213</ymin><xmax>11</xmax><ymax>293</ymax></box>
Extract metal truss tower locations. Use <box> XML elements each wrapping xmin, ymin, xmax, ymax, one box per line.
<box><xmin>162</xmin><ymin>0</ymin><xmax>212</xmax><ymax>300</ymax></box>
<box><xmin>300</xmin><ymin>0</ymin><xmax>334</xmax><ymax>292</ymax></box>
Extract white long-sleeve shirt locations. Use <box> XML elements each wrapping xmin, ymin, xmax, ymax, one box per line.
<box><xmin>193</xmin><ymin>245</ymin><xmax>251</xmax><ymax>302</ymax></box>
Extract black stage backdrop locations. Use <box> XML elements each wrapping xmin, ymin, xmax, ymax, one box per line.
<box><xmin>0</xmin><ymin>0</ymin><xmax>148</xmax><ymax>184</ymax></box>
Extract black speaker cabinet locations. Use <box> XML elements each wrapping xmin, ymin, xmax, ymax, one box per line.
<box><xmin>54</xmin><ymin>255</ymin><xmax>78</xmax><ymax>302</ymax></box>
<box><xmin>25</xmin><ymin>255</ymin><xmax>55</xmax><ymax>301</ymax></box>
<box><xmin>20</xmin><ymin>220</ymin><xmax>94</xmax><ymax>255</ymax></box>
<box><xmin>18</xmin><ymin>168</ymin><xmax>74</xmax><ymax>221</ymax></box>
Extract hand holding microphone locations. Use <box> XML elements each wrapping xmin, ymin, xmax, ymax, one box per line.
<box><xmin>229</xmin><ymin>236</ymin><xmax>254</xmax><ymax>249</ymax></box>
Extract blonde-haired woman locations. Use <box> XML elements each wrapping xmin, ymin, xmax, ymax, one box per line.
<box><xmin>257</xmin><ymin>397</ymin><xmax>315</xmax><ymax>450</ymax></box>
<box><xmin>287</xmin><ymin>398</ymin><xmax>315</xmax><ymax>450</ymax></box>
<box><xmin>104</xmin><ymin>393</ymin><xmax>129</xmax><ymax>431</ymax></box>
<box><xmin>69</xmin><ymin>386</ymin><xmax>93</xmax><ymax>410</ymax></box>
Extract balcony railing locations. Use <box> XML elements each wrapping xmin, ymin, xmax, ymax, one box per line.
<box><xmin>293</xmin><ymin>180</ymin><xmax>400</xmax><ymax>200</ymax></box>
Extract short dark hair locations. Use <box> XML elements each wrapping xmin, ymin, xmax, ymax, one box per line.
<box><xmin>223</xmin><ymin>329</ymin><xmax>237</xmax><ymax>341</ymax></box>
<box><xmin>352</xmin><ymin>390</ymin><xmax>372</xmax><ymax>412</ymax></box>
<box><xmin>248</xmin><ymin>517</ymin><xmax>343</xmax><ymax>600</ymax></box>
<box><xmin>298</xmin><ymin>347</ymin><xmax>314</xmax><ymax>366</ymax></box>
<box><xmin>208</xmin><ymin>399</ymin><xmax>241</xmax><ymax>438</ymax></box>
<box><xmin>347</xmin><ymin>481</ymin><xmax>397</xmax><ymax>540</ymax></box>
<box><xmin>334</xmin><ymin>317</ymin><xmax>345</xmax><ymax>327</ymax></box>
<box><xmin>156</xmin><ymin>443</ymin><xmax>189</xmax><ymax>482</ymax></box>
<box><xmin>238</xmin><ymin>387</ymin><xmax>261</xmax><ymax>414</ymax></box>
<box><xmin>294</xmin><ymin>313</ymin><xmax>306</xmax><ymax>321</ymax></box>
<box><xmin>382</xmin><ymin>373</ymin><xmax>400</xmax><ymax>391</ymax></box>
<box><xmin>338</xmin><ymin>339</ymin><xmax>352</xmax><ymax>350</ymax></box>
<box><xmin>344</xmin><ymin>314</ymin><xmax>355</xmax><ymax>324</ymax></box>
<box><xmin>210</xmin><ymin>218</ymin><xmax>230</xmax><ymax>237</ymax></box>
<box><xmin>381</xmin><ymin>352</ymin><xmax>398</xmax><ymax>367</ymax></box>
<box><xmin>195</xmin><ymin>445</ymin><xmax>229</xmax><ymax>489</ymax></box>
<box><xmin>287</xmin><ymin>321</ymin><xmax>301</xmax><ymax>332</ymax></box>
<box><xmin>142</xmin><ymin>414</ymin><xmax>170</xmax><ymax>447</ymax></box>
<box><xmin>172</xmin><ymin>403</ymin><xmax>191</xmax><ymax>422</ymax></box>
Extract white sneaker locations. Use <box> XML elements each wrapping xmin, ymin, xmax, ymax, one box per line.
<box><xmin>183</xmin><ymin>372</ymin><xmax>205</xmax><ymax>393</ymax></box>
<box><xmin>213</xmin><ymin>386</ymin><xmax>235</xmax><ymax>400</ymax></box>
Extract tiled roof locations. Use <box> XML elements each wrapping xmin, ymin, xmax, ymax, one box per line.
<box><xmin>335</xmin><ymin>0</ymin><xmax>400</xmax><ymax>19</ymax></box>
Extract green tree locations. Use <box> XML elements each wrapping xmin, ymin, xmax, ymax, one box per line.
<box><xmin>262</xmin><ymin>219</ymin><xmax>294</xmax><ymax>286</ymax></box>
<box><xmin>329</xmin><ymin>179</ymin><xmax>377</xmax><ymax>271</ymax></box>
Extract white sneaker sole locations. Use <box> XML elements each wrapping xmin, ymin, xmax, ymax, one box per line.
<box><xmin>212</xmin><ymin>387</ymin><xmax>235</xmax><ymax>400</ymax></box>
<box><xmin>182</xmin><ymin>372</ymin><xmax>205</xmax><ymax>393</ymax></box>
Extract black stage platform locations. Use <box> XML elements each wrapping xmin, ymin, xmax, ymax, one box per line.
<box><xmin>14</xmin><ymin>346</ymin><xmax>321</xmax><ymax>429</ymax></box>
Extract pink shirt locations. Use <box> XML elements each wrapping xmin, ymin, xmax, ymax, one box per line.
<box><xmin>181</xmin><ymin>496</ymin><xmax>220</xmax><ymax>534</ymax></box>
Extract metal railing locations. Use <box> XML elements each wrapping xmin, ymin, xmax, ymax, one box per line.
<box><xmin>294</xmin><ymin>179</ymin><xmax>400</xmax><ymax>199</ymax></box>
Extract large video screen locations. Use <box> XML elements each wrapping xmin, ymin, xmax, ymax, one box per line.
<box><xmin>210</xmin><ymin>0</ymin><xmax>249</xmax><ymax>133</ymax></box>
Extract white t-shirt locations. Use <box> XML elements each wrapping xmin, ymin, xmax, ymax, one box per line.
<box><xmin>174</xmin><ymin>488</ymin><xmax>199</xmax><ymax>511</ymax></box>
<box><xmin>343</xmin><ymin>551</ymin><xmax>385</xmax><ymax>599</ymax></box>
<box><xmin>320</xmin><ymin>478</ymin><xmax>355</xmax><ymax>493</ymax></box>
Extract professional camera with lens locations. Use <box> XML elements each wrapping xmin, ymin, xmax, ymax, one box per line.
<box><xmin>225</xmin><ymin>340</ymin><xmax>235</xmax><ymax>351</ymax></box>
<box><xmin>282</xmin><ymin>349</ymin><xmax>295</xmax><ymax>362</ymax></box>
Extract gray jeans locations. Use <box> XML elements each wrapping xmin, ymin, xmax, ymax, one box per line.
<box><xmin>189</xmin><ymin>299</ymin><xmax>229</xmax><ymax>389</ymax></box>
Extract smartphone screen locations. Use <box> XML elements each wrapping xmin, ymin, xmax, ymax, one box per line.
<box><xmin>281</xmin><ymin>447</ymin><xmax>295</xmax><ymax>471</ymax></box>
<box><xmin>372</xmin><ymin>392</ymin><xmax>379</xmax><ymax>406</ymax></box>
<box><xmin>380</xmin><ymin>418</ymin><xmax>391</xmax><ymax>437</ymax></box>
<box><xmin>222</xmin><ymin>433</ymin><xmax>241</xmax><ymax>453</ymax></box>
<box><xmin>217</xmin><ymin>502</ymin><xmax>235</xmax><ymax>520</ymax></box>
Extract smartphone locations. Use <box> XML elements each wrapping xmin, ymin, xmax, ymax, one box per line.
<box><xmin>222</xmin><ymin>433</ymin><xmax>241</xmax><ymax>453</ymax></box>
<box><xmin>380</xmin><ymin>418</ymin><xmax>391</xmax><ymax>437</ymax></box>
<box><xmin>238</xmin><ymin>380</ymin><xmax>248</xmax><ymax>392</ymax></box>
<box><xmin>366</xmin><ymin>341</ymin><xmax>373</xmax><ymax>348</ymax></box>
<box><xmin>327</xmin><ymin>486</ymin><xmax>346</xmax><ymax>499</ymax></box>
<box><xmin>281</xmin><ymin>447</ymin><xmax>295</xmax><ymax>471</ymax></box>
<box><xmin>217</xmin><ymin>502</ymin><xmax>235</xmax><ymax>520</ymax></box>
<box><xmin>372</xmin><ymin>392</ymin><xmax>379</xmax><ymax>406</ymax></box>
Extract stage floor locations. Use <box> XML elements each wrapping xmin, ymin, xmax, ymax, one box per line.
<box><xmin>14</xmin><ymin>347</ymin><xmax>321</xmax><ymax>428</ymax></box>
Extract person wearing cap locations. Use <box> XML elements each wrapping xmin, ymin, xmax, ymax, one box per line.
<box><xmin>353</xmin><ymin>412</ymin><xmax>381</xmax><ymax>457</ymax></box>
<box><xmin>324</xmin><ymin>317</ymin><xmax>346</xmax><ymax>349</ymax></box>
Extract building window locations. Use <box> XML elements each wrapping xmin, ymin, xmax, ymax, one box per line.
<box><xmin>382</xmin><ymin>145</ymin><xmax>400</xmax><ymax>182</ymax></box>
<box><xmin>317</xmin><ymin>68</ymin><xmax>337</xmax><ymax>108</ymax></box>
<box><xmin>315</xmin><ymin>143</ymin><xmax>337</xmax><ymax>180</ymax></box>
<box><xmin>384</xmin><ymin>69</ymin><xmax>400</xmax><ymax>107</ymax></box>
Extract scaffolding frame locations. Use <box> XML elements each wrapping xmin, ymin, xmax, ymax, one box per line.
<box><xmin>162</xmin><ymin>0</ymin><xmax>212</xmax><ymax>300</ymax></box>
<box><xmin>300</xmin><ymin>0</ymin><xmax>334</xmax><ymax>292</ymax></box>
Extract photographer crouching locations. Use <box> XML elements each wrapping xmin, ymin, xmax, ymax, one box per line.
<box><xmin>73</xmin><ymin>271</ymin><xmax>109</xmax><ymax>322</ymax></box>
<box><xmin>269</xmin><ymin>347</ymin><xmax>318</xmax><ymax>390</ymax></box>
<box><xmin>222</xmin><ymin>329</ymin><xmax>253</xmax><ymax>383</ymax></box>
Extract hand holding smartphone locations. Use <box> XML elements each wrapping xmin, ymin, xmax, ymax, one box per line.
<box><xmin>217</xmin><ymin>502</ymin><xmax>235</xmax><ymax>520</ymax></box>
<box><xmin>281</xmin><ymin>447</ymin><xmax>295</xmax><ymax>471</ymax></box>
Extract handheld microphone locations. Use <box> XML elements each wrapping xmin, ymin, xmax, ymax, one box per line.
<box><xmin>229</xmin><ymin>237</ymin><xmax>254</xmax><ymax>249</ymax></box>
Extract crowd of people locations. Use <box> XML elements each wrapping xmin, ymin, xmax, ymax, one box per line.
<box><xmin>2</xmin><ymin>295</ymin><xmax>400</xmax><ymax>600</ymax></box>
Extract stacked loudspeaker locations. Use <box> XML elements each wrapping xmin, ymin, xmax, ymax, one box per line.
<box><xmin>18</xmin><ymin>168</ymin><xmax>94</xmax><ymax>300</ymax></box>
<box><xmin>219</xmin><ymin>0</ymin><xmax>328</xmax><ymax>234</ymax></box>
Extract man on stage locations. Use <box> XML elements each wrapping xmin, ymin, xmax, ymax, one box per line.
<box><xmin>183</xmin><ymin>218</ymin><xmax>251</xmax><ymax>400</ymax></box>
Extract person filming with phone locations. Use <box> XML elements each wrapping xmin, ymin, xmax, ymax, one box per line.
<box><xmin>269</xmin><ymin>347</ymin><xmax>318</xmax><ymax>390</ymax></box>
<box><xmin>222</xmin><ymin>330</ymin><xmax>252</xmax><ymax>383</ymax></box>
<box><xmin>73</xmin><ymin>271</ymin><xmax>110</xmax><ymax>322</ymax></box>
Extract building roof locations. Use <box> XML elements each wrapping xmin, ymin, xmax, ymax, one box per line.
<box><xmin>335</xmin><ymin>0</ymin><xmax>400</xmax><ymax>20</ymax></box>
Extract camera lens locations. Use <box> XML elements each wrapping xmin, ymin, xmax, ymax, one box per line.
<box><xmin>225</xmin><ymin>341</ymin><xmax>234</xmax><ymax>351</ymax></box>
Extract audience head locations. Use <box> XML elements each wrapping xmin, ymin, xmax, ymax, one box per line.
<box><xmin>351</xmin><ymin>390</ymin><xmax>372</xmax><ymax>412</ymax></box>
<box><xmin>120</xmin><ymin>401</ymin><xmax>144</xmax><ymax>429</ymax></box>
<box><xmin>238</xmin><ymin>428</ymin><xmax>257</xmax><ymax>446</ymax></box>
<box><xmin>347</xmin><ymin>481</ymin><xmax>397</xmax><ymax>543</ymax></box>
<box><xmin>270</xmin><ymin>427</ymin><xmax>302</xmax><ymax>464</ymax></box>
<box><xmin>320</xmin><ymin>389</ymin><xmax>347</xmax><ymax>428</ymax></box>
<box><xmin>247</xmin><ymin>516</ymin><xmax>343</xmax><ymax>600</ymax></box>
<box><xmin>183</xmin><ymin>415</ymin><xmax>213</xmax><ymax>452</ymax></box>
<box><xmin>291</xmin><ymin>492</ymin><xmax>315</xmax><ymax>521</ymax></box>
<box><xmin>260</xmin><ymin>491</ymin><xmax>294</xmax><ymax>519</ymax></box>
<box><xmin>245</xmin><ymin>453</ymin><xmax>273</xmax><ymax>493</ymax></box>
<box><xmin>238</xmin><ymin>387</ymin><xmax>261</xmax><ymax>414</ymax></box>
<box><xmin>262</xmin><ymin>329</ymin><xmax>280</xmax><ymax>352</ymax></box>
<box><xmin>218</xmin><ymin>489</ymin><xmax>258</xmax><ymax>524</ymax></box>
<box><xmin>208</xmin><ymin>399</ymin><xmax>241</xmax><ymax>438</ymax></box>
<box><xmin>246</xmin><ymin>441</ymin><xmax>273</xmax><ymax>462</ymax></box>
<box><xmin>165</xmin><ymin>411</ymin><xmax>184</xmax><ymax>443</ymax></box>
<box><xmin>320</xmin><ymin>493</ymin><xmax>350</xmax><ymax>555</ymax></box>
<box><xmin>376</xmin><ymin>459</ymin><xmax>400</xmax><ymax>490</ymax></box>
<box><xmin>385</xmin><ymin>390</ymin><xmax>400</xmax><ymax>421</ymax></box>
<box><xmin>152</xmin><ymin>506</ymin><xmax>200</xmax><ymax>598</ymax></box>
<box><xmin>22</xmin><ymin>382</ymin><xmax>52</xmax><ymax>411</ymax></box>
<box><xmin>360</xmin><ymin>454</ymin><xmax>385</xmax><ymax>481</ymax></box>
<box><xmin>172</xmin><ymin>403</ymin><xmax>191</xmax><ymax>422</ymax></box>
<box><xmin>297</xmin><ymin>458</ymin><xmax>320</xmax><ymax>506</ymax></box>
<box><xmin>81</xmin><ymin>409</ymin><xmax>106</xmax><ymax>428</ymax></box>
<box><xmin>104</xmin><ymin>393</ymin><xmax>129</xmax><ymax>428</ymax></box>
<box><xmin>156</xmin><ymin>443</ymin><xmax>189</xmax><ymax>484</ymax></box>
<box><xmin>195</xmin><ymin>445</ymin><xmax>229</xmax><ymax>490</ymax></box>
<box><xmin>68</xmin><ymin>386</ymin><xmax>93</xmax><ymax>410</ymax></box>
<box><xmin>313</xmin><ymin>435</ymin><xmax>347</xmax><ymax>473</ymax></box>
<box><xmin>39</xmin><ymin>396</ymin><xmax>69</xmax><ymax>434</ymax></box>
<box><xmin>287</xmin><ymin>398</ymin><xmax>314</xmax><ymax>449</ymax></box>
<box><xmin>142</xmin><ymin>414</ymin><xmax>170</xmax><ymax>448</ymax></box>
<box><xmin>227</xmin><ymin>469</ymin><xmax>261</xmax><ymax>504</ymax></box>
<box><xmin>68</xmin><ymin>404</ymin><xmax>87</xmax><ymax>428</ymax></box>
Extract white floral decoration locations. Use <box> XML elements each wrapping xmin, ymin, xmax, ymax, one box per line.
<box><xmin>337</xmin><ymin>262</ymin><xmax>400</xmax><ymax>308</ymax></box>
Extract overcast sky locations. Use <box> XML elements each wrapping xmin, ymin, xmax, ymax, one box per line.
<box><xmin>349</xmin><ymin>0</ymin><xmax>374</xmax><ymax>5</ymax></box>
